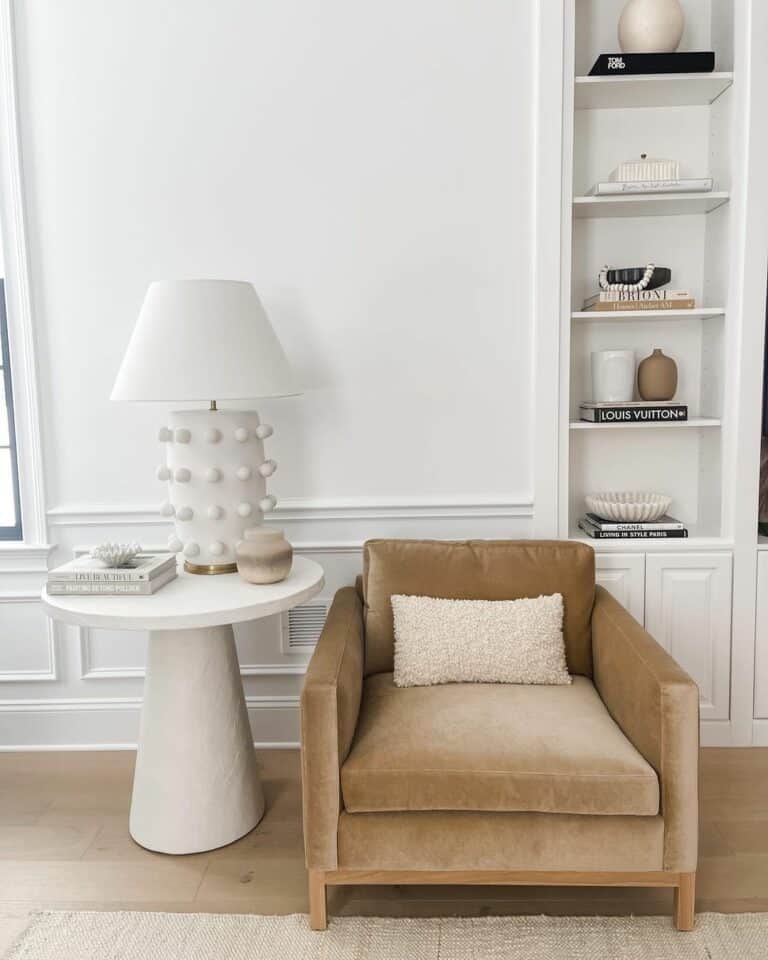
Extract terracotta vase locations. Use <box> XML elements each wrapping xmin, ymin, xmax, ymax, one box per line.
<box><xmin>236</xmin><ymin>527</ymin><xmax>293</xmax><ymax>584</ymax></box>
<box><xmin>637</xmin><ymin>348</ymin><xmax>678</xmax><ymax>401</ymax></box>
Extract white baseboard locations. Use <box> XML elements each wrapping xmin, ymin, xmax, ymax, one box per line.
<box><xmin>0</xmin><ymin>695</ymin><xmax>301</xmax><ymax>750</ymax></box>
<box><xmin>700</xmin><ymin>720</ymin><xmax>739</xmax><ymax>747</ymax></box>
<box><xmin>0</xmin><ymin>695</ymin><xmax>741</xmax><ymax>750</ymax></box>
<box><xmin>752</xmin><ymin>719</ymin><xmax>768</xmax><ymax>745</ymax></box>
<box><xmin>0</xmin><ymin>742</ymin><xmax>300</xmax><ymax>751</ymax></box>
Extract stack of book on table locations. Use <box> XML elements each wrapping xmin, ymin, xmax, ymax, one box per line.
<box><xmin>578</xmin><ymin>514</ymin><xmax>688</xmax><ymax>540</ymax></box>
<box><xmin>46</xmin><ymin>553</ymin><xmax>178</xmax><ymax>595</ymax></box>
<box><xmin>580</xmin><ymin>401</ymin><xmax>687</xmax><ymax>424</ymax></box>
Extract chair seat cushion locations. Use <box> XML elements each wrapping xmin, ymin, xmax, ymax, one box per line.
<box><xmin>341</xmin><ymin>674</ymin><xmax>659</xmax><ymax>816</ymax></box>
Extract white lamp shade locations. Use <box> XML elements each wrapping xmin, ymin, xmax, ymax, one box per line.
<box><xmin>111</xmin><ymin>279</ymin><xmax>300</xmax><ymax>402</ymax></box>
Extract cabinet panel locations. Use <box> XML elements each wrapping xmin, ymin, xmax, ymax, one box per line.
<box><xmin>645</xmin><ymin>553</ymin><xmax>732</xmax><ymax>721</ymax></box>
<box><xmin>595</xmin><ymin>554</ymin><xmax>645</xmax><ymax>624</ymax></box>
<box><xmin>755</xmin><ymin>553</ymin><xmax>768</xmax><ymax>719</ymax></box>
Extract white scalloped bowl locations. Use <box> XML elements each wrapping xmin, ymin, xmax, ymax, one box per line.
<box><xmin>585</xmin><ymin>492</ymin><xmax>672</xmax><ymax>523</ymax></box>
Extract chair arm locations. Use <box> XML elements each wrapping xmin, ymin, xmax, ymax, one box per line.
<box><xmin>300</xmin><ymin>585</ymin><xmax>365</xmax><ymax>870</ymax></box>
<box><xmin>591</xmin><ymin>586</ymin><xmax>699</xmax><ymax>872</ymax></box>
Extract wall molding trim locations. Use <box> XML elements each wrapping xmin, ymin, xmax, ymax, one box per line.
<box><xmin>47</xmin><ymin>495</ymin><xmax>534</xmax><ymax>529</ymax></box>
<box><xmin>0</xmin><ymin>0</ymin><xmax>48</xmax><ymax>544</ymax></box>
<box><xmin>0</xmin><ymin>543</ymin><xmax>53</xmax><ymax>573</ymax></box>
<box><xmin>531</xmin><ymin>0</ymin><xmax>565</xmax><ymax>538</ymax></box>
<box><xmin>77</xmin><ymin>625</ymin><xmax>308</xmax><ymax>681</ymax></box>
<box><xmin>0</xmin><ymin>742</ymin><xmax>300</xmax><ymax>752</ymax></box>
<box><xmin>0</xmin><ymin>593</ymin><xmax>56</xmax><ymax>681</ymax></box>
<box><xmin>0</xmin><ymin>694</ymin><xmax>299</xmax><ymax>712</ymax></box>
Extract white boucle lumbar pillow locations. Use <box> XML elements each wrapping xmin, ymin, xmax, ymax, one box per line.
<box><xmin>391</xmin><ymin>593</ymin><xmax>571</xmax><ymax>687</ymax></box>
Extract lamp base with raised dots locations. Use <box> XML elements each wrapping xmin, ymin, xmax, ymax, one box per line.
<box><xmin>157</xmin><ymin>408</ymin><xmax>278</xmax><ymax>571</ymax></box>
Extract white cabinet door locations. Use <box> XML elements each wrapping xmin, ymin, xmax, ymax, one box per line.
<box><xmin>645</xmin><ymin>553</ymin><xmax>732</xmax><ymax>721</ymax></box>
<box><xmin>595</xmin><ymin>554</ymin><xmax>645</xmax><ymax>624</ymax></box>
<box><xmin>755</xmin><ymin>552</ymin><xmax>768</xmax><ymax>719</ymax></box>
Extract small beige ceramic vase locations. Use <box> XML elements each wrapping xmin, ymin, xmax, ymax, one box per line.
<box><xmin>236</xmin><ymin>527</ymin><xmax>293</xmax><ymax>584</ymax></box>
<box><xmin>637</xmin><ymin>348</ymin><xmax>678</xmax><ymax>401</ymax></box>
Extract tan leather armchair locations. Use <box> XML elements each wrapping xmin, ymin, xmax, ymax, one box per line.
<box><xmin>300</xmin><ymin>539</ymin><xmax>699</xmax><ymax>931</ymax></box>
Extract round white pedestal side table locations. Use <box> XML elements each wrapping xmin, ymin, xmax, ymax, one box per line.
<box><xmin>42</xmin><ymin>556</ymin><xmax>324</xmax><ymax>855</ymax></box>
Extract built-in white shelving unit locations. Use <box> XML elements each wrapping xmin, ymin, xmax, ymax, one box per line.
<box><xmin>569</xmin><ymin>418</ymin><xmax>721</xmax><ymax>430</ymax></box>
<box><xmin>562</xmin><ymin>0</ymin><xmax>741</xmax><ymax>549</ymax></box>
<box><xmin>550</xmin><ymin>0</ymin><xmax>768</xmax><ymax>745</ymax></box>
<box><xmin>572</xmin><ymin>308</ymin><xmax>725</xmax><ymax>322</ymax></box>
<box><xmin>574</xmin><ymin>72</ymin><xmax>733</xmax><ymax>110</ymax></box>
<box><xmin>573</xmin><ymin>192</ymin><xmax>729</xmax><ymax>218</ymax></box>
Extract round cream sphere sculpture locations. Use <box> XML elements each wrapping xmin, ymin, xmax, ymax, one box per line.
<box><xmin>618</xmin><ymin>0</ymin><xmax>685</xmax><ymax>53</ymax></box>
<box><xmin>158</xmin><ymin>410</ymin><xmax>278</xmax><ymax>573</ymax></box>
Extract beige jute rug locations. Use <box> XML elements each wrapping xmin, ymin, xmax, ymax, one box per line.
<box><xmin>4</xmin><ymin>911</ymin><xmax>768</xmax><ymax>959</ymax></box>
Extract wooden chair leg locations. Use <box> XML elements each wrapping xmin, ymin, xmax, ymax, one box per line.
<box><xmin>308</xmin><ymin>870</ymin><xmax>327</xmax><ymax>931</ymax></box>
<box><xmin>674</xmin><ymin>872</ymin><xmax>696</xmax><ymax>931</ymax></box>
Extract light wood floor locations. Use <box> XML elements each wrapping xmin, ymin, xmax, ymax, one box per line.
<box><xmin>0</xmin><ymin>748</ymin><xmax>767</xmax><ymax>951</ymax></box>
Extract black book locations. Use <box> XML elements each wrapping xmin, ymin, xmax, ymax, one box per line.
<box><xmin>579</xmin><ymin>403</ymin><xmax>688</xmax><ymax>424</ymax></box>
<box><xmin>588</xmin><ymin>52</ymin><xmax>715</xmax><ymax>76</ymax></box>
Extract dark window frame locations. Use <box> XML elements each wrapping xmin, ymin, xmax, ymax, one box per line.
<box><xmin>0</xmin><ymin>278</ymin><xmax>22</xmax><ymax>540</ymax></box>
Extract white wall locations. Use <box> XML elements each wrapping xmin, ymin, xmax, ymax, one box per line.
<box><xmin>18</xmin><ymin>0</ymin><xmax>535</xmax><ymax>508</ymax></box>
<box><xmin>0</xmin><ymin>0</ymin><xmax>538</xmax><ymax>747</ymax></box>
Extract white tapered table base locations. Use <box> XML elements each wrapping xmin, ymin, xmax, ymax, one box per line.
<box><xmin>41</xmin><ymin>558</ymin><xmax>325</xmax><ymax>855</ymax></box>
<box><xmin>129</xmin><ymin>625</ymin><xmax>265</xmax><ymax>855</ymax></box>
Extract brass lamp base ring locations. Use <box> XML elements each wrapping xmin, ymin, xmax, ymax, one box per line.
<box><xmin>184</xmin><ymin>561</ymin><xmax>239</xmax><ymax>576</ymax></box>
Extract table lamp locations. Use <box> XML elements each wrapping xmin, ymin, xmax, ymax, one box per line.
<box><xmin>111</xmin><ymin>279</ymin><xmax>299</xmax><ymax>574</ymax></box>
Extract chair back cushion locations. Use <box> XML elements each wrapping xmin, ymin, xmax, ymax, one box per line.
<box><xmin>362</xmin><ymin>539</ymin><xmax>595</xmax><ymax>677</ymax></box>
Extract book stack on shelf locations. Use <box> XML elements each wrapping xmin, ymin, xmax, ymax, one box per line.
<box><xmin>588</xmin><ymin>51</ymin><xmax>715</xmax><ymax>76</ymax></box>
<box><xmin>587</xmin><ymin>153</ymin><xmax>713</xmax><ymax>205</ymax></box>
<box><xmin>580</xmin><ymin>400</ymin><xmax>687</xmax><ymax>424</ymax></box>
<box><xmin>589</xmin><ymin>179</ymin><xmax>712</xmax><ymax>196</ymax></box>
<box><xmin>46</xmin><ymin>552</ymin><xmax>178</xmax><ymax>596</ymax></box>
<box><xmin>583</xmin><ymin>262</ymin><xmax>694</xmax><ymax>313</ymax></box>
<box><xmin>583</xmin><ymin>289</ymin><xmax>695</xmax><ymax>311</ymax></box>
<box><xmin>578</xmin><ymin>513</ymin><xmax>688</xmax><ymax>540</ymax></box>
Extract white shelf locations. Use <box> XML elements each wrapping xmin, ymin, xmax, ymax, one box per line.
<box><xmin>574</xmin><ymin>73</ymin><xmax>733</xmax><ymax>110</ymax></box>
<box><xmin>573</xmin><ymin>192</ymin><xmax>730</xmax><ymax>219</ymax></box>
<box><xmin>570</xmin><ymin>418</ymin><xmax>721</xmax><ymax>431</ymax></box>
<box><xmin>572</xmin><ymin>308</ymin><xmax>726</xmax><ymax>322</ymax></box>
<box><xmin>569</xmin><ymin>530</ymin><xmax>733</xmax><ymax>553</ymax></box>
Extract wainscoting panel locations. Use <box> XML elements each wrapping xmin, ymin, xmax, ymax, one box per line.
<box><xmin>0</xmin><ymin>497</ymin><xmax>534</xmax><ymax>748</ymax></box>
<box><xmin>0</xmin><ymin>596</ymin><xmax>56</xmax><ymax>682</ymax></box>
<box><xmin>79</xmin><ymin>627</ymin><xmax>147</xmax><ymax>680</ymax></box>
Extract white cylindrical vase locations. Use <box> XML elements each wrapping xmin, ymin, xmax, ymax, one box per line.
<box><xmin>591</xmin><ymin>350</ymin><xmax>636</xmax><ymax>403</ymax></box>
<box><xmin>158</xmin><ymin>409</ymin><xmax>278</xmax><ymax>573</ymax></box>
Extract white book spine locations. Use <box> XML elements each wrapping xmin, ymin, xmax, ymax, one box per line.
<box><xmin>48</xmin><ymin>558</ymin><xmax>176</xmax><ymax>583</ymax></box>
<box><xmin>46</xmin><ymin>568</ymin><xmax>177</xmax><ymax>596</ymax></box>
<box><xmin>595</xmin><ymin>178</ymin><xmax>712</xmax><ymax>195</ymax></box>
